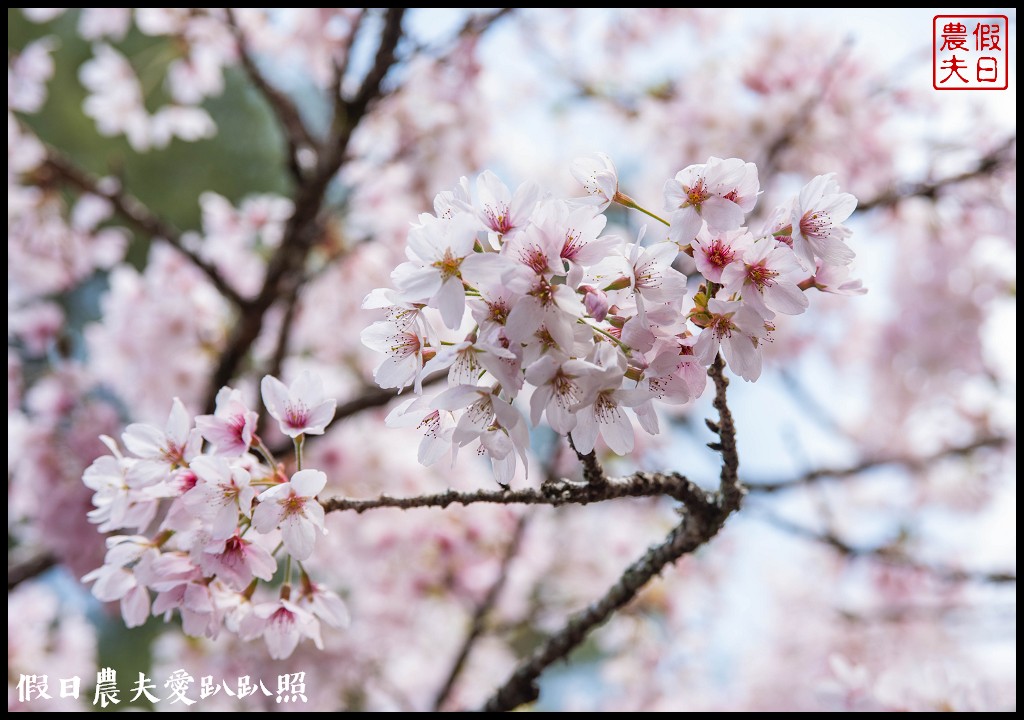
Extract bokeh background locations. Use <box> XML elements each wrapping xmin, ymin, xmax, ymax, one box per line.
<box><xmin>8</xmin><ymin>8</ymin><xmax>1016</xmax><ymax>711</ymax></box>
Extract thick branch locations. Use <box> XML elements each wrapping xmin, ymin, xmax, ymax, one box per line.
<box><xmin>41</xmin><ymin>150</ymin><xmax>245</xmax><ymax>307</ymax></box>
<box><xmin>746</xmin><ymin>435</ymin><xmax>1007</xmax><ymax>493</ymax></box>
<box><xmin>205</xmin><ymin>9</ymin><xmax>407</xmax><ymax>411</ymax></box>
<box><xmin>480</xmin><ymin>483</ymin><xmax>725</xmax><ymax>712</ymax></box>
<box><xmin>433</xmin><ymin>515</ymin><xmax>528</xmax><ymax>711</ymax></box>
<box><xmin>761</xmin><ymin>514</ymin><xmax>1016</xmax><ymax>585</ymax></box>
<box><xmin>481</xmin><ymin>357</ymin><xmax>743</xmax><ymax>712</ymax></box>
<box><xmin>708</xmin><ymin>355</ymin><xmax>742</xmax><ymax>508</ymax></box>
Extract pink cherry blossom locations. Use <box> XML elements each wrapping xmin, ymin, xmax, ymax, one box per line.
<box><xmin>197</xmin><ymin>532</ymin><xmax>277</xmax><ymax>591</ymax></box>
<box><xmin>693</xmin><ymin>228</ymin><xmax>754</xmax><ymax>283</ymax></box>
<box><xmin>260</xmin><ymin>371</ymin><xmax>337</xmax><ymax>438</ymax></box>
<box><xmin>571</xmin><ymin>152</ymin><xmax>620</xmax><ymax>211</ymax></box>
<box><xmin>181</xmin><ymin>455</ymin><xmax>254</xmax><ymax>540</ymax></box>
<box><xmin>664</xmin><ymin>157</ymin><xmax>760</xmax><ymax>244</ymax></box>
<box><xmin>571</xmin><ymin>345</ymin><xmax>650</xmax><ymax>455</ymax></box>
<box><xmin>790</xmin><ymin>173</ymin><xmax>858</xmax><ymax>268</ymax></box>
<box><xmin>121</xmin><ymin>398</ymin><xmax>202</xmax><ymax>486</ymax></box>
<box><xmin>247</xmin><ymin>598</ymin><xmax>323</xmax><ymax>660</ymax></box>
<box><xmin>720</xmin><ymin>236</ymin><xmax>809</xmax><ymax>317</ymax></box>
<box><xmin>474</xmin><ymin>170</ymin><xmax>539</xmax><ymax>241</ymax></box>
<box><xmin>360</xmin><ymin>317</ymin><xmax>429</xmax><ymax>393</ymax></box>
<box><xmin>809</xmin><ymin>258</ymin><xmax>868</xmax><ymax>295</ymax></box>
<box><xmin>391</xmin><ymin>213</ymin><xmax>481</xmax><ymax>329</ymax></box>
<box><xmin>694</xmin><ymin>298</ymin><xmax>767</xmax><ymax>381</ymax></box>
<box><xmin>525</xmin><ymin>354</ymin><xmax>599</xmax><ymax>434</ymax></box>
<box><xmin>194</xmin><ymin>386</ymin><xmax>258</xmax><ymax>456</ymax></box>
<box><xmin>251</xmin><ymin>469</ymin><xmax>328</xmax><ymax>561</ymax></box>
<box><xmin>295</xmin><ymin>579</ymin><xmax>350</xmax><ymax>629</ymax></box>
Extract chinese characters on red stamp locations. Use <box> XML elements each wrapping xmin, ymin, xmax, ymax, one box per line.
<box><xmin>934</xmin><ymin>15</ymin><xmax>1009</xmax><ymax>90</ymax></box>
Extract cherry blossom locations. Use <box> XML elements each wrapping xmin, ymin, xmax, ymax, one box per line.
<box><xmin>790</xmin><ymin>173</ymin><xmax>858</xmax><ymax>268</ymax></box>
<box><xmin>251</xmin><ymin>469</ymin><xmax>328</xmax><ymax>561</ymax></box>
<box><xmin>122</xmin><ymin>398</ymin><xmax>202</xmax><ymax>486</ymax></box>
<box><xmin>194</xmin><ymin>386</ymin><xmax>258</xmax><ymax>456</ymax></box>
<box><xmin>571</xmin><ymin>152</ymin><xmax>620</xmax><ymax>211</ymax></box>
<box><xmin>246</xmin><ymin>598</ymin><xmax>324</xmax><ymax>660</ymax></box>
<box><xmin>720</xmin><ymin>236</ymin><xmax>809</xmax><ymax>317</ymax></box>
<box><xmin>260</xmin><ymin>371</ymin><xmax>337</xmax><ymax>438</ymax></box>
<box><xmin>181</xmin><ymin>455</ymin><xmax>255</xmax><ymax>540</ymax></box>
<box><xmin>693</xmin><ymin>298</ymin><xmax>767</xmax><ymax>381</ymax></box>
<box><xmin>664</xmin><ymin>157</ymin><xmax>760</xmax><ymax>245</ymax></box>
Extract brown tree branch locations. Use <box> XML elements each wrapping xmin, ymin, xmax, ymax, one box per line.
<box><xmin>433</xmin><ymin>514</ymin><xmax>529</xmax><ymax>711</ymax></box>
<box><xmin>857</xmin><ymin>135</ymin><xmax>1016</xmax><ymax>212</ymax></box>
<box><xmin>8</xmin><ymin>552</ymin><xmax>57</xmax><ymax>590</ymax></box>
<box><xmin>205</xmin><ymin>8</ymin><xmax>408</xmax><ymax>412</ymax></box>
<box><xmin>759</xmin><ymin>513</ymin><xmax>1016</xmax><ymax>585</ymax></box>
<box><xmin>479</xmin><ymin>357</ymin><xmax>743</xmax><ymax>712</ymax></box>
<box><xmin>758</xmin><ymin>41</ymin><xmax>851</xmax><ymax>181</ymax></box>
<box><xmin>745</xmin><ymin>435</ymin><xmax>1007</xmax><ymax>493</ymax></box>
<box><xmin>40</xmin><ymin>149</ymin><xmax>245</xmax><ymax>307</ymax></box>
<box><xmin>321</xmin><ymin>471</ymin><xmax>699</xmax><ymax>514</ymax></box>
<box><xmin>223</xmin><ymin>7</ymin><xmax>317</xmax><ymax>181</ymax></box>
<box><xmin>567</xmin><ymin>434</ymin><xmax>609</xmax><ymax>487</ymax></box>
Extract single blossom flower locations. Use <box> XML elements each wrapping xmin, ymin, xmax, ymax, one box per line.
<box><xmin>251</xmin><ymin>469</ymin><xmax>328</xmax><ymax>561</ymax></box>
<box><xmin>121</xmin><ymin>397</ymin><xmax>202</xmax><ymax>486</ymax></box>
<box><xmin>571</xmin><ymin>152</ymin><xmax>619</xmax><ymax>211</ymax></box>
<box><xmin>720</xmin><ymin>236</ymin><xmax>809</xmax><ymax>317</ymax></box>
<box><xmin>692</xmin><ymin>228</ymin><xmax>754</xmax><ymax>283</ymax></box>
<box><xmin>194</xmin><ymin>386</ymin><xmax>258</xmax><ymax>456</ymax></box>
<box><xmin>664</xmin><ymin>157</ymin><xmax>760</xmax><ymax>245</ymax></box>
<box><xmin>198</xmin><ymin>532</ymin><xmax>277</xmax><ymax>590</ymax></box>
<box><xmin>261</xmin><ymin>371</ymin><xmax>337</xmax><ymax>438</ymax></box>
<box><xmin>181</xmin><ymin>455</ymin><xmax>255</xmax><ymax>540</ymax></box>
<box><xmin>693</xmin><ymin>298</ymin><xmax>767</xmax><ymax>382</ymax></box>
<box><xmin>790</xmin><ymin>173</ymin><xmax>857</xmax><ymax>268</ymax></box>
<box><xmin>474</xmin><ymin>170</ymin><xmax>539</xmax><ymax>241</ymax></box>
<box><xmin>247</xmin><ymin>598</ymin><xmax>323</xmax><ymax>660</ymax></box>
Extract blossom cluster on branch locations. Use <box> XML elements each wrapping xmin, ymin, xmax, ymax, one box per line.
<box><xmin>363</xmin><ymin>155</ymin><xmax>862</xmax><ymax>482</ymax></box>
<box><xmin>82</xmin><ymin>372</ymin><xmax>346</xmax><ymax>659</ymax></box>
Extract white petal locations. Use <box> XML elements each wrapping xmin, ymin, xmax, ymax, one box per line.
<box><xmin>260</xmin><ymin>375</ymin><xmax>290</xmax><ymax>420</ymax></box>
<box><xmin>435</xmin><ymin>276</ymin><xmax>467</xmax><ymax>330</ymax></box>
<box><xmin>281</xmin><ymin>514</ymin><xmax>316</xmax><ymax>561</ymax></box>
<box><xmin>251</xmin><ymin>496</ymin><xmax>286</xmax><ymax>534</ymax></box>
<box><xmin>290</xmin><ymin>469</ymin><xmax>327</xmax><ymax>497</ymax></box>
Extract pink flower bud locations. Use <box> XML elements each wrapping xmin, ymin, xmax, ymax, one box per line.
<box><xmin>580</xmin><ymin>284</ymin><xmax>610</xmax><ymax>321</ymax></box>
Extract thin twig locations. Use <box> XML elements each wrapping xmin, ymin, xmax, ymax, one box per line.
<box><xmin>745</xmin><ymin>435</ymin><xmax>1007</xmax><ymax>493</ymax></box>
<box><xmin>329</xmin><ymin>8</ymin><xmax>369</xmax><ymax>103</ymax></box>
<box><xmin>321</xmin><ymin>471</ymin><xmax>698</xmax><ymax>514</ymax></box>
<box><xmin>223</xmin><ymin>7</ymin><xmax>317</xmax><ymax>180</ymax></box>
<box><xmin>757</xmin><ymin>512</ymin><xmax>1016</xmax><ymax>585</ymax></box>
<box><xmin>567</xmin><ymin>434</ymin><xmax>609</xmax><ymax>486</ymax></box>
<box><xmin>857</xmin><ymin>135</ymin><xmax>1015</xmax><ymax>212</ymax></box>
<box><xmin>433</xmin><ymin>515</ymin><xmax>529</xmax><ymax>711</ymax></box>
<box><xmin>41</xmin><ymin>150</ymin><xmax>245</xmax><ymax>307</ymax></box>
<box><xmin>480</xmin><ymin>357</ymin><xmax>744</xmax><ymax>712</ymax></box>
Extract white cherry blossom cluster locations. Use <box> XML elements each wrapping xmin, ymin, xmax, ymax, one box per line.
<box><xmin>81</xmin><ymin>372</ymin><xmax>346</xmax><ymax>659</ymax></box>
<box><xmin>363</xmin><ymin>155</ymin><xmax>863</xmax><ymax>481</ymax></box>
